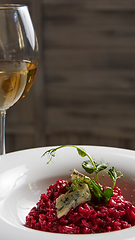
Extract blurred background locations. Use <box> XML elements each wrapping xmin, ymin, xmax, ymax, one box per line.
<box><xmin>1</xmin><ymin>0</ymin><xmax>135</xmax><ymax>153</ymax></box>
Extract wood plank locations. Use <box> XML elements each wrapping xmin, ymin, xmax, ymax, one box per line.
<box><xmin>45</xmin><ymin>131</ymin><xmax>132</xmax><ymax>150</ymax></box>
<box><xmin>45</xmin><ymin>49</ymin><xmax>135</xmax><ymax>71</ymax></box>
<box><xmin>84</xmin><ymin>0</ymin><xmax>135</xmax><ymax>10</ymax></box>
<box><xmin>43</xmin><ymin>0</ymin><xmax>135</xmax><ymax>11</ymax></box>
<box><xmin>43</xmin><ymin>2</ymin><xmax>135</xmax><ymax>28</ymax></box>
<box><xmin>45</xmin><ymin>24</ymin><xmax>135</xmax><ymax>49</ymax></box>
<box><xmin>45</xmin><ymin>111</ymin><xmax>135</xmax><ymax>141</ymax></box>
<box><xmin>45</xmin><ymin>69</ymin><xmax>135</xmax><ymax>90</ymax></box>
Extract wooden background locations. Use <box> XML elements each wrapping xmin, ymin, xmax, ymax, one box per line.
<box><xmin>1</xmin><ymin>0</ymin><xmax>135</xmax><ymax>153</ymax></box>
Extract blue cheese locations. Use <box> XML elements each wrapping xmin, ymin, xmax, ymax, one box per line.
<box><xmin>56</xmin><ymin>182</ymin><xmax>91</xmax><ymax>218</ymax></box>
<box><xmin>71</xmin><ymin>169</ymin><xmax>90</xmax><ymax>183</ymax></box>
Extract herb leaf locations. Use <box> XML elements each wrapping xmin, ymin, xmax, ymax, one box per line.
<box><xmin>108</xmin><ymin>167</ymin><xmax>123</xmax><ymax>189</ymax></box>
<box><xmin>82</xmin><ymin>160</ymin><xmax>95</xmax><ymax>174</ymax></box>
<box><xmin>103</xmin><ymin>188</ymin><xmax>113</xmax><ymax>202</ymax></box>
<box><xmin>77</xmin><ymin>148</ymin><xmax>87</xmax><ymax>157</ymax></box>
<box><xmin>95</xmin><ymin>163</ymin><xmax>108</xmax><ymax>174</ymax></box>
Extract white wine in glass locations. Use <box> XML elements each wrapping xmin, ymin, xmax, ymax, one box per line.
<box><xmin>0</xmin><ymin>4</ymin><xmax>39</xmax><ymax>155</ymax></box>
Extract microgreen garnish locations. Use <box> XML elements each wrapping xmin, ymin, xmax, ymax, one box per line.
<box><xmin>42</xmin><ymin>145</ymin><xmax>123</xmax><ymax>203</ymax></box>
<box><xmin>108</xmin><ymin>167</ymin><xmax>123</xmax><ymax>189</ymax></box>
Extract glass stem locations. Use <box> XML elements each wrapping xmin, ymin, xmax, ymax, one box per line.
<box><xmin>0</xmin><ymin>110</ymin><xmax>6</xmax><ymax>155</ymax></box>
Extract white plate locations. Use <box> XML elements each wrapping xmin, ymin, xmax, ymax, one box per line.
<box><xmin>0</xmin><ymin>145</ymin><xmax>135</xmax><ymax>240</ymax></box>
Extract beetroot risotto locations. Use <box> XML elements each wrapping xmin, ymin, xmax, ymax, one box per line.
<box><xmin>25</xmin><ymin>145</ymin><xmax>135</xmax><ymax>234</ymax></box>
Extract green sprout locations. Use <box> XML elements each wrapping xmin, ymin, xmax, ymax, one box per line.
<box><xmin>42</xmin><ymin>145</ymin><xmax>123</xmax><ymax>203</ymax></box>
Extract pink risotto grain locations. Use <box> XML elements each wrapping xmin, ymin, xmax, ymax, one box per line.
<box><xmin>26</xmin><ymin>180</ymin><xmax>135</xmax><ymax>234</ymax></box>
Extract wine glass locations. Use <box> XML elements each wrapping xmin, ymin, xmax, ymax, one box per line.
<box><xmin>0</xmin><ymin>4</ymin><xmax>39</xmax><ymax>155</ymax></box>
